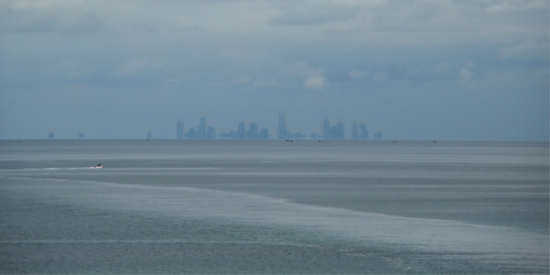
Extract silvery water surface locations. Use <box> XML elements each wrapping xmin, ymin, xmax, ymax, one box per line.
<box><xmin>0</xmin><ymin>140</ymin><xmax>548</xmax><ymax>274</ymax></box>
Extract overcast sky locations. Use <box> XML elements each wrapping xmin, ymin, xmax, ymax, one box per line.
<box><xmin>0</xmin><ymin>0</ymin><xmax>548</xmax><ymax>140</ymax></box>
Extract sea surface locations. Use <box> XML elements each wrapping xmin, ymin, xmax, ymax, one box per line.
<box><xmin>0</xmin><ymin>140</ymin><xmax>548</xmax><ymax>274</ymax></box>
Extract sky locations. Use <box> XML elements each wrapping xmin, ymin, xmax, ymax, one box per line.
<box><xmin>0</xmin><ymin>0</ymin><xmax>548</xmax><ymax>141</ymax></box>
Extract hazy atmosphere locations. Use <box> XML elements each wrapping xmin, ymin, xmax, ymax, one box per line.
<box><xmin>0</xmin><ymin>0</ymin><xmax>548</xmax><ymax>140</ymax></box>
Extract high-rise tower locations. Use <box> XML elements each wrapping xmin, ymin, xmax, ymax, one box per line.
<box><xmin>278</xmin><ymin>112</ymin><xmax>286</xmax><ymax>139</ymax></box>
<box><xmin>322</xmin><ymin>118</ymin><xmax>330</xmax><ymax>139</ymax></box>
<box><xmin>237</xmin><ymin>122</ymin><xmax>246</xmax><ymax>139</ymax></box>
<box><xmin>331</xmin><ymin>122</ymin><xmax>344</xmax><ymax>139</ymax></box>
<box><xmin>207</xmin><ymin>127</ymin><xmax>216</xmax><ymax>139</ymax></box>
<box><xmin>352</xmin><ymin>123</ymin><xmax>358</xmax><ymax>140</ymax></box>
<box><xmin>177</xmin><ymin>120</ymin><xmax>184</xmax><ymax>139</ymax></box>
<box><xmin>197</xmin><ymin>117</ymin><xmax>206</xmax><ymax>139</ymax></box>
<box><xmin>359</xmin><ymin>123</ymin><xmax>368</xmax><ymax>139</ymax></box>
<box><xmin>247</xmin><ymin>123</ymin><xmax>258</xmax><ymax>139</ymax></box>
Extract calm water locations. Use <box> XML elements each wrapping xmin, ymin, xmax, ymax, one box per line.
<box><xmin>0</xmin><ymin>140</ymin><xmax>548</xmax><ymax>274</ymax></box>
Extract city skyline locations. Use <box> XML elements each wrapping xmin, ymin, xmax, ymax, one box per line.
<box><xmin>170</xmin><ymin>113</ymin><xmax>378</xmax><ymax>140</ymax></box>
<box><xmin>42</xmin><ymin>112</ymin><xmax>383</xmax><ymax>140</ymax></box>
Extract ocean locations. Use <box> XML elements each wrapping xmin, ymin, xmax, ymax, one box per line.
<box><xmin>0</xmin><ymin>140</ymin><xmax>548</xmax><ymax>274</ymax></box>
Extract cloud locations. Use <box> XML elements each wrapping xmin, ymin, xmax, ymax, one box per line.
<box><xmin>0</xmin><ymin>13</ymin><xmax>57</xmax><ymax>33</ymax></box>
<box><xmin>304</xmin><ymin>76</ymin><xmax>326</xmax><ymax>89</ymax></box>
<box><xmin>60</xmin><ymin>13</ymin><xmax>103</xmax><ymax>36</ymax></box>
<box><xmin>0</xmin><ymin>6</ymin><xmax>103</xmax><ymax>36</ymax></box>
<box><xmin>115</xmin><ymin>58</ymin><xmax>162</xmax><ymax>77</ymax></box>
<box><xmin>48</xmin><ymin>60</ymin><xmax>89</xmax><ymax>79</ymax></box>
<box><xmin>348</xmin><ymin>69</ymin><xmax>371</xmax><ymax>79</ymax></box>
<box><xmin>535</xmin><ymin>67</ymin><xmax>549</xmax><ymax>78</ymax></box>
<box><xmin>209</xmin><ymin>77</ymin><xmax>280</xmax><ymax>89</ymax></box>
<box><xmin>348</xmin><ymin>69</ymin><xmax>388</xmax><ymax>82</ymax></box>
<box><xmin>132</xmin><ymin>23</ymin><xmax>157</xmax><ymax>34</ymax></box>
<box><xmin>497</xmin><ymin>41</ymin><xmax>549</xmax><ymax>60</ymax></box>
<box><xmin>9</xmin><ymin>0</ymin><xmax>62</xmax><ymax>10</ymax></box>
<box><xmin>457</xmin><ymin>68</ymin><xmax>474</xmax><ymax>87</ymax></box>
<box><xmin>251</xmin><ymin>78</ymin><xmax>281</xmax><ymax>88</ymax></box>
<box><xmin>372</xmin><ymin>72</ymin><xmax>388</xmax><ymax>82</ymax></box>
<box><xmin>234</xmin><ymin>77</ymin><xmax>252</xmax><ymax>84</ymax></box>
<box><xmin>485</xmin><ymin>0</ymin><xmax>548</xmax><ymax>13</ymax></box>
<box><xmin>389</xmin><ymin>63</ymin><xmax>407</xmax><ymax>80</ymax></box>
<box><xmin>288</xmin><ymin>61</ymin><xmax>324</xmax><ymax>78</ymax></box>
<box><xmin>427</xmin><ymin>62</ymin><xmax>453</xmax><ymax>77</ymax></box>
<box><xmin>162</xmin><ymin>78</ymin><xmax>181</xmax><ymax>88</ymax></box>
<box><xmin>269</xmin><ymin>3</ymin><xmax>358</xmax><ymax>26</ymax></box>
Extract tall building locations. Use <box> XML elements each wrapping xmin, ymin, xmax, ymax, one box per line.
<box><xmin>186</xmin><ymin>128</ymin><xmax>196</xmax><ymax>139</ymax></box>
<box><xmin>352</xmin><ymin>123</ymin><xmax>358</xmax><ymax>140</ymax></box>
<box><xmin>322</xmin><ymin>118</ymin><xmax>330</xmax><ymax>139</ymax></box>
<box><xmin>247</xmin><ymin>123</ymin><xmax>258</xmax><ymax>139</ymax></box>
<box><xmin>207</xmin><ymin>127</ymin><xmax>216</xmax><ymax>139</ymax></box>
<box><xmin>237</xmin><ymin>122</ymin><xmax>246</xmax><ymax>139</ymax></box>
<box><xmin>197</xmin><ymin>117</ymin><xmax>206</xmax><ymax>139</ymax></box>
<box><xmin>277</xmin><ymin>112</ymin><xmax>286</xmax><ymax>139</ymax></box>
<box><xmin>258</xmin><ymin>128</ymin><xmax>269</xmax><ymax>139</ymax></box>
<box><xmin>48</xmin><ymin>132</ymin><xmax>54</xmax><ymax>139</ymax></box>
<box><xmin>331</xmin><ymin>122</ymin><xmax>345</xmax><ymax>139</ymax></box>
<box><xmin>177</xmin><ymin>120</ymin><xmax>184</xmax><ymax>140</ymax></box>
<box><xmin>359</xmin><ymin>123</ymin><xmax>368</xmax><ymax>139</ymax></box>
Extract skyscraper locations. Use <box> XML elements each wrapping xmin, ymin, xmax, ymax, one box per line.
<box><xmin>258</xmin><ymin>128</ymin><xmax>269</xmax><ymax>139</ymax></box>
<box><xmin>197</xmin><ymin>117</ymin><xmax>206</xmax><ymax>139</ymax></box>
<box><xmin>207</xmin><ymin>127</ymin><xmax>216</xmax><ymax>139</ymax></box>
<box><xmin>237</xmin><ymin>122</ymin><xmax>246</xmax><ymax>139</ymax></box>
<box><xmin>359</xmin><ymin>123</ymin><xmax>369</xmax><ymax>139</ymax></box>
<box><xmin>331</xmin><ymin>122</ymin><xmax>344</xmax><ymax>139</ymax></box>
<box><xmin>247</xmin><ymin>123</ymin><xmax>258</xmax><ymax>139</ymax></box>
<box><xmin>322</xmin><ymin>118</ymin><xmax>330</xmax><ymax>139</ymax></box>
<box><xmin>352</xmin><ymin>123</ymin><xmax>358</xmax><ymax>140</ymax></box>
<box><xmin>186</xmin><ymin>128</ymin><xmax>196</xmax><ymax>139</ymax></box>
<box><xmin>177</xmin><ymin>120</ymin><xmax>184</xmax><ymax>140</ymax></box>
<box><xmin>277</xmin><ymin>112</ymin><xmax>286</xmax><ymax>139</ymax></box>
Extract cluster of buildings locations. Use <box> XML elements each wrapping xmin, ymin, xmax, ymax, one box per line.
<box><xmin>176</xmin><ymin>118</ymin><xmax>269</xmax><ymax>140</ymax></box>
<box><xmin>176</xmin><ymin>118</ymin><xmax>220</xmax><ymax>139</ymax></box>
<box><xmin>46</xmin><ymin>113</ymin><xmax>382</xmax><ymax>140</ymax></box>
<box><xmin>173</xmin><ymin>112</ymin><xmax>381</xmax><ymax>140</ymax></box>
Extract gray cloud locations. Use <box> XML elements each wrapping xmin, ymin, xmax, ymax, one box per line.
<box><xmin>497</xmin><ymin>40</ymin><xmax>549</xmax><ymax>60</ymax></box>
<box><xmin>389</xmin><ymin>63</ymin><xmax>407</xmax><ymax>80</ymax></box>
<box><xmin>269</xmin><ymin>5</ymin><xmax>357</xmax><ymax>26</ymax></box>
<box><xmin>0</xmin><ymin>4</ymin><xmax>103</xmax><ymax>36</ymax></box>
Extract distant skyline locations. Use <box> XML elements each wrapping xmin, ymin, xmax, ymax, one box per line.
<box><xmin>0</xmin><ymin>1</ymin><xmax>548</xmax><ymax>141</ymax></box>
<box><xmin>39</xmin><ymin>113</ymin><xmax>379</xmax><ymax>140</ymax></box>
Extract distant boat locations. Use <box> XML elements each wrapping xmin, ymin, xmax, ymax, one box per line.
<box><xmin>95</xmin><ymin>164</ymin><xmax>102</xmax><ymax>168</ymax></box>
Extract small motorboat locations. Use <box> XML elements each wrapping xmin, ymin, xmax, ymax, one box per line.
<box><xmin>94</xmin><ymin>164</ymin><xmax>102</xmax><ymax>168</ymax></box>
